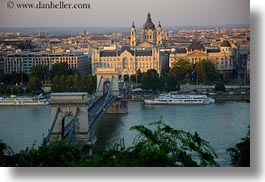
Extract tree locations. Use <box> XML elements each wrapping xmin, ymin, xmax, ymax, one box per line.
<box><xmin>51</xmin><ymin>75</ymin><xmax>60</xmax><ymax>92</ymax></box>
<box><xmin>195</xmin><ymin>60</ymin><xmax>216</xmax><ymax>84</ymax></box>
<box><xmin>28</xmin><ymin>77</ymin><xmax>42</xmax><ymax>92</ymax></box>
<box><xmin>80</xmin><ymin>119</ymin><xmax>219</xmax><ymax>167</ymax></box>
<box><xmin>170</xmin><ymin>59</ymin><xmax>192</xmax><ymax>81</ymax></box>
<box><xmin>227</xmin><ymin>128</ymin><xmax>250</xmax><ymax>167</ymax></box>
<box><xmin>65</xmin><ymin>75</ymin><xmax>74</xmax><ymax>91</ymax></box>
<box><xmin>140</xmin><ymin>69</ymin><xmax>160</xmax><ymax>91</ymax></box>
<box><xmin>30</xmin><ymin>65</ymin><xmax>49</xmax><ymax>83</ymax></box>
<box><xmin>0</xmin><ymin>140</ymin><xmax>14</xmax><ymax>167</ymax></box>
<box><xmin>3</xmin><ymin>72</ymin><xmax>28</xmax><ymax>85</ymax></box>
<box><xmin>51</xmin><ymin>62</ymin><xmax>77</xmax><ymax>80</ymax></box>
<box><xmin>163</xmin><ymin>59</ymin><xmax>192</xmax><ymax>91</ymax></box>
<box><xmin>136</xmin><ymin>69</ymin><xmax>142</xmax><ymax>85</ymax></box>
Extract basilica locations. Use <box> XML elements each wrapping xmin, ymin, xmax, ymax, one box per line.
<box><xmin>92</xmin><ymin>13</ymin><xmax>165</xmax><ymax>78</ymax></box>
<box><xmin>130</xmin><ymin>12</ymin><xmax>163</xmax><ymax>47</ymax></box>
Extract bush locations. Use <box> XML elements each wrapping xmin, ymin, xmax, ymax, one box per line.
<box><xmin>227</xmin><ymin>130</ymin><xmax>250</xmax><ymax>167</ymax></box>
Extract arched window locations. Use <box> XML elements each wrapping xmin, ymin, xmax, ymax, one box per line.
<box><xmin>123</xmin><ymin>57</ymin><xmax>129</xmax><ymax>69</ymax></box>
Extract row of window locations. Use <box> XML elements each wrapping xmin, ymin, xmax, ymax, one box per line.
<box><xmin>5</xmin><ymin>57</ymin><xmax>77</xmax><ymax>61</ymax></box>
<box><xmin>100</xmin><ymin>57</ymin><xmax>154</xmax><ymax>62</ymax></box>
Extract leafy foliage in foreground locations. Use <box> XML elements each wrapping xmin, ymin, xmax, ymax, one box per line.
<box><xmin>79</xmin><ymin>120</ymin><xmax>219</xmax><ymax>167</ymax></box>
<box><xmin>0</xmin><ymin>120</ymin><xmax>219</xmax><ymax>167</ymax></box>
<box><xmin>227</xmin><ymin>129</ymin><xmax>250</xmax><ymax>167</ymax></box>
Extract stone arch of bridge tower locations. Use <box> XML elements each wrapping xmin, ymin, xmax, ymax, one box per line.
<box><xmin>61</xmin><ymin>111</ymin><xmax>75</xmax><ymax>138</ymax></box>
<box><xmin>103</xmin><ymin>80</ymin><xmax>111</xmax><ymax>94</ymax></box>
<box><xmin>48</xmin><ymin>93</ymin><xmax>89</xmax><ymax>143</ymax></box>
<box><xmin>95</xmin><ymin>68</ymin><xmax>119</xmax><ymax>96</ymax></box>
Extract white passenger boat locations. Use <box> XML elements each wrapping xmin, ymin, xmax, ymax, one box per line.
<box><xmin>144</xmin><ymin>94</ymin><xmax>215</xmax><ymax>105</ymax></box>
<box><xmin>0</xmin><ymin>95</ymin><xmax>48</xmax><ymax>106</ymax></box>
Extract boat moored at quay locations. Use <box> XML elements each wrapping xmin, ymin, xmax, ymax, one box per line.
<box><xmin>144</xmin><ymin>93</ymin><xmax>215</xmax><ymax>105</ymax></box>
<box><xmin>0</xmin><ymin>95</ymin><xmax>49</xmax><ymax>106</ymax></box>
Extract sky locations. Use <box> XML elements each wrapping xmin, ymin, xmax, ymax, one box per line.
<box><xmin>0</xmin><ymin>0</ymin><xmax>250</xmax><ymax>27</ymax></box>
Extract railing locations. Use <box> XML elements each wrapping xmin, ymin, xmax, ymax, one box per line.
<box><xmin>87</xmin><ymin>76</ymin><xmax>116</xmax><ymax>132</ymax></box>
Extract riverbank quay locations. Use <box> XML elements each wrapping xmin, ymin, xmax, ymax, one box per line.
<box><xmin>129</xmin><ymin>93</ymin><xmax>250</xmax><ymax>102</ymax></box>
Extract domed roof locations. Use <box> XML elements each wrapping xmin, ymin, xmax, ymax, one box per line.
<box><xmin>188</xmin><ymin>41</ymin><xmax>205</xmax><ymax>52</ymax></box>
<box><xmin>143</xmin><ymin>13</ymin><xmax>156</xmax><ymax>30</ymax></box>
<box><xmin>220</xmin><ymin>40</ymin><xmax>231</xmax><ymax>47</ymax></box>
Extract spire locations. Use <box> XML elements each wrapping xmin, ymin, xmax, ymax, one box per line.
<box><xmin>131</xmin><ymin>21</ymin><xmax>135</xmax><ymax>28</ymax></box>
<box><xmin>158</xmin><ymin>21</ymin><xmax>161</xmax><ymax>28</ymax></box>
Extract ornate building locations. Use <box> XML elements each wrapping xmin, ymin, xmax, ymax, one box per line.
<box><xmin>92</xmin><ymin>46</ymin><xmax>162</xmax><ymax>79</ymax></box>
<box><xmin>169</xmin><ymin>40</ymin><xmax>238</xmax><ymax>79</ymax></box>
<box><xmin>130</xmin><ymin>13</ymin><xmax>163</xmax><ymax>47</ymax></box>
<box><xmin>92</xmin><ymin>13</ymin><xmax>166</xmax><ymax>80</ymax></box>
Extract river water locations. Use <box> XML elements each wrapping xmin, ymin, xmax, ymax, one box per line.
<box><xmin>0</xmin><ymin>101</ymin><xmax>249</xmax><ymax>166</ymax></box>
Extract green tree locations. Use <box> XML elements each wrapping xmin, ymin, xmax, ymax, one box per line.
<box><xmin>3</xmin><ymin>73</ymin><xmax>28</xmax><ymax>85</ymax></box>
<box><xmin>30</xmin><ymin>64</ymin><xmax>49</xmax><ymax>83</ymax></box>
<box><xmin>72</xmin><ymin>74</ymin><xmax>81</xmax><ymax>91</ymax></box>
<box><xmin>171</xmin><ymin>59</ymin><xmax>192</xmax><ymax>81</ymax></box>
<box><xmin>136</xmin><ymin>69</ymin><xmax>142</xmax><ymax>85</ymax></box>
<box><xmin>51</xmin><ymin>62</ymin><xmax>77</xmax><ymax>80</ymax></box>
<box><xmin>28</xmin><ymin>77</ymin><xmax>42</xmax><ymax>92</ymax></box>
<box><xmin>0</xmin><ymin>140</ymin><xmax>14</xmax><ymax>167</ymax></box>
<box><xmin>59</xmin><ymin>75</ymin><xmax>66</xmax><ymax>91</ymax></box>
<box><xmin>164</xmin><ymin>59</ymin><xmax>192</xmax><ymax>91</ymax></box>
<box><xmin>51</xmin><ymin>75</ymin><xmax>60</xmax><ymax>92</ymax></box>
<box><xmin>79</xmin><ymin>119</ymin><xmax>219</xmax><ymax>167</ymax></box>
<box><xmin>195</xmin><ymin>60</ymin><xmax>216</xmax><ymax>84</ymax></box>
<box><xmin>15</xmin><ymin>140</ymin><xmax>82</xmax><ymax>167</ymax></box>
<box><xmin>65</xmin><ymin>75</ymin><xmax>74</xmax><ymax>91</ymax></box>
<box><xmin>227</xmin><ymin>128</ymin><xmax>250</xmax><ymax>167</ymax></box>
<box><xmin>140</xmin><ymin>69</ymin><xmax>160</xmax><ymax>91</ymax></box>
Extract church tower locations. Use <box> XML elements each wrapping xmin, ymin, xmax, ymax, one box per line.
<box><xmin>157</xmin><ymin>21</ymin><xmax>162</xmax><ymax>46</ymax></box>
<box><xmin>130</xmin><ymin>22</ymin><xmax>136</xmax><ymax>47</ymax></box>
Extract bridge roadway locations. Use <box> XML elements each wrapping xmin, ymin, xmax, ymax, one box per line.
<box><xmin>87</xmin><ymin>92</ymin><xmax>117</xmax><ymax>133</ymax></box>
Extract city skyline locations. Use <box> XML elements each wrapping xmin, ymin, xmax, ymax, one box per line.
<box><xmin>0</xmin><ymin>0</ymin><xmax>249</xmax><ymax>28</ymax></box>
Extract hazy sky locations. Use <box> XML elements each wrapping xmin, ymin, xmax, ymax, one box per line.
<box><xmin>0</xmin><ymin>0</ymin><xmax>249</xmax><ymax>27</ymax></box>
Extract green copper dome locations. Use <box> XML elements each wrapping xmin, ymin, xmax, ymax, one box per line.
<box><xmin>143</xmin><ymin>13</ymin><xmax>156</xmax><ymax>30</ymax></box>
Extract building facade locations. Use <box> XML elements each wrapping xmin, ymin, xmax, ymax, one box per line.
<box><xmin>169</xmin><ymin>41</ymin><xmax>238</xmax><ymax>79</ymax></box>
<box><xmin>92</xmin><ymin>13</ymin><xmax>166</xmax><ymax>80</ymax></box>
<box><xmin>4</xmin><ymin>52</ymin><xmax>91</xmax><ymax>75</ymax></box>
<box><xmin>92</xmin><ymin>46</ymin><xmax>163</xmax><ymax>79</ymax></box>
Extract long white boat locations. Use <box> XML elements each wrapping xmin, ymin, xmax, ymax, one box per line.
<box><xmin>0</xmin><ymin>95</ymin><xmax>48</xmax><ymax>106</ymax></box>
<box><xmin>144</xmin><ymin>93</ymin><xmax>215</xmax><ymax>105</ymax></box>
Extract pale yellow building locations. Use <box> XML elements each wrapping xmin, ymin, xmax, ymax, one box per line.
<box><xmin>169</xmin><ymin>41</ymin><xmax>237</xmax><ymax>79</ymax></box>
<box><xmin>92</xmin><ymin>46</ymin><xmax>162</xmax><ymax>80</ymax></box>
<box><xmin>92</xmin><ymin>13</ymin><xmax>165</xmax><ymax>80</ymax></box>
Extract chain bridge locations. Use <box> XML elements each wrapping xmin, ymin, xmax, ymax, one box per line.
<box><xmin>46</xmin><ymin>68</ymin><xmax>128</xmax><ymax>153</ymax></box>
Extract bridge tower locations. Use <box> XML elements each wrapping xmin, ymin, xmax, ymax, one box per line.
<box><xmin>95</xmin><ymin>68</ymin><xmax>128</xmax><ymax>114</ymax></box>
<box><xmin>95</xmin><ymin>68</ymin><xmax>119</xmax><ymax>96</ymax></box>
<box><xmin>48</xmin><ymin>92</ymin><xmax>92</xmax><ymax>144</ymax></box>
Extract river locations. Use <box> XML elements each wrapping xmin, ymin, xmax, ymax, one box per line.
<box><xmin>0</xmin><ymin>101</ymin><xmax>249</xmax><ymax>166</ymax></box>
